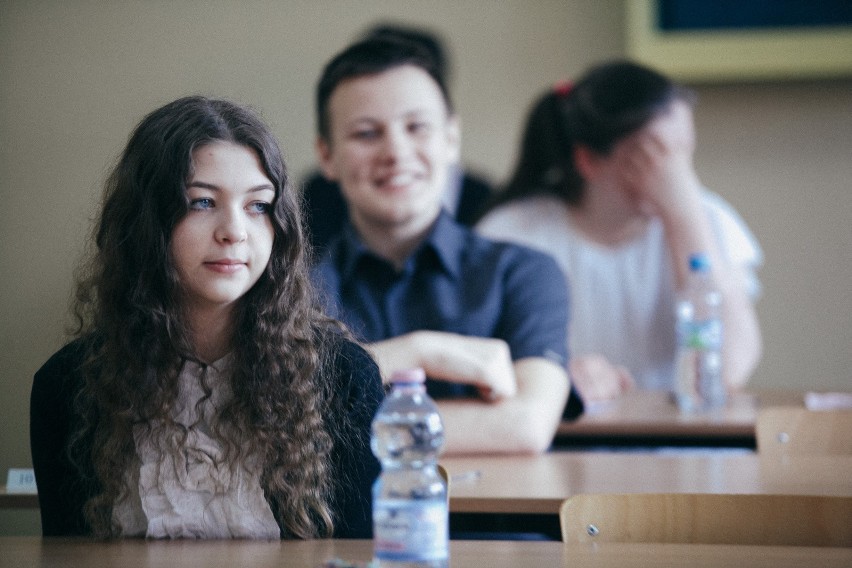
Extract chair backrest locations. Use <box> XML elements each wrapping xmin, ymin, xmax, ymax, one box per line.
<box><xmin>560</xmin><ymin>493</ymin><xmax>852</xmax><ymax>547</ymax></box>
<box><xmin>437</xmin><ymin>463</ymin><xmax>450</xmax><ymax>504</ymax></box>
<box><xmin>756</xmin><ymin>407</ymin><xmax>852</xmax><ymax>456</ymax></box>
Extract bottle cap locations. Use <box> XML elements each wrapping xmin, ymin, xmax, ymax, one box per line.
<box><xmin>389</xmin><ymin>368</ymin><xmax>426</xmax><ymax>384</ymax></box>
<box><xmin>688</xmin><ymin>253</ymin><xmax>711</xmax><ymax>272</ymax></box>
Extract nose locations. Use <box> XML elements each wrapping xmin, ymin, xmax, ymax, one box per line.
<box><xmin>214</xmin><ymin>207</ymin><xmax>247</xmax><ymax>244</ymax></box>
<box><xmin>379</xmin><ymin>125</ymin><xmax>413</xmax><ymax>163</ymax></box>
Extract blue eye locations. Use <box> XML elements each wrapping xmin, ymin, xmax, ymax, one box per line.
<box><xmin>190</xmin><ymin>198</ymin><xmax>214</xmax><ymax>210</ymax></box>
<box><xmin>249</xmin><ymin>202</ymin><xmax>272</xmax><ymax>214</ymax></box>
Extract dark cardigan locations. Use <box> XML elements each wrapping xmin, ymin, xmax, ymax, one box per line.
<box><xmin>30</xmin><ymin>335</ymin><xmax>383</xmax><ymax>538</ymax></box>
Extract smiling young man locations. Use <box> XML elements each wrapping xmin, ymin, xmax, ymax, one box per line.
<box><xmin>312</xmin><ymin>38</ymin><xmax>570</xmax><ymax>455</ymax></box>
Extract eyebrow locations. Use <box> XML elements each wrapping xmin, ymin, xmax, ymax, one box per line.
<box><xmin>186</xmin><ymin>181</ymin><xmax>275</xmax><ymax>193</ymax></box>
<box><xmin>346</xmin><ymin>108</ymin><xmax>444</xmax><ymax>127</ymax></box>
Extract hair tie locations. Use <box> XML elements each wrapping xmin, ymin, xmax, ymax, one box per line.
<box><xmin>553</xmin><ymin>80</ymin><xmax>573</xmax><ymax>98</ymax></box>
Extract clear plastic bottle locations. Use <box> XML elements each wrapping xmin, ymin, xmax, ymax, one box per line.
<box><xmin>674</xmin><ymin>253</ymin><xmax>726</xmax><ymax>412</ymax></box>
<box><xmin>371</xmin><ymin>368</ymin><xmax>448</xmax><ymax>568</ymax></box>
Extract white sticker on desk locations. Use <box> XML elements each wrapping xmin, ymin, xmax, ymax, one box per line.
<box><xmin>6</xmin><ymin>468</ymin><xmax>37</xmax><ymax>494</ymax></box>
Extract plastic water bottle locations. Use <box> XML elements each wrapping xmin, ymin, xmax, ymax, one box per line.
<box><xmin>674</xmin><ymin>253</ymin><xmax>726</xmax><ymax>412</ymax></box>
<box><xmin>371</xmin><ymin>368</ymin><xmax>448</xmax><ymax>568</ymax></box>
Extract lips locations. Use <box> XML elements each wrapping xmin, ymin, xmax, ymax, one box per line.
<box><xmin>203</xmin><ymin>259</ymin><xmax>247</xmax><ymax>274</ymax></box>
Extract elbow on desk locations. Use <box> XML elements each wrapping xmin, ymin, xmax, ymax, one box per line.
<box><xmin>509</xmin><ymin>433</ymin><xmax>553</xmax><ymax>455</ymax></box>
<box><xmin>495</xmin><ymin>405</ymin><xmax>561</xmax><ymax>455</ymax></box>
<box><xmin>440</xmin><ymin>405</ymin><xmax>557</xmax><ymax>455</ymax></box>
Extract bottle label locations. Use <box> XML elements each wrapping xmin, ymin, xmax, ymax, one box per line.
<box><xmin>373</xmin><ymin>498</ymin><xmax>448</xmax><ymax>562</ymax></box>
<box><xmin>678</xmin><ymin>319</ymin><xmax>722</xmax><ymax>350</ymax></box>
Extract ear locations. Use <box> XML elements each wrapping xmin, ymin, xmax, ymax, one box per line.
<box><xmin>445</xmin><ymin>114</ymin><xmax>462</xmax><ymax>164</ymax></box>
<box><xmin>573</xmin><ymin>145</ymin><xmax>600</xmax><ymax>182</ymax></box>
<box><xmin>315</xmin><ymin>137</ymin><xmax>338</xmax><ymax>181</ymax></box>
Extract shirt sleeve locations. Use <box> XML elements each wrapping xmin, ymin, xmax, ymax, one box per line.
<box><xmin>494</xmin><ymin>245</ymin><xmax>570</xmax><ymax>366</ymax></box>
<box><xmin>327</xmin><ymin>337</ymin><xmax>383</xmax><ymax>539</ymax></box>
<box><xmin>476</xmin><ymin>204</ymin><xmax>526</xmax><ymax>243</ymax></box>
<box><xmin>30</xmin><ymin>340</ymin><xmax>92</xmax><ymax>536</ymax></box>
<box><xmin>703</xmin><ymin>191</ymin><xmax>764</xmax><ymax>299</ymax></box>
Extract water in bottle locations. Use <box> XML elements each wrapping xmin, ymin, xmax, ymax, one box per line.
<box><xmin>674</xmin><ymin>252</ymin><xmax>726</xmax><ymax>412</ymax></box>
<box><xmin>372</xmin><ymin>368</ymin><xmax>448</xmax><ymax>568</ymax></box>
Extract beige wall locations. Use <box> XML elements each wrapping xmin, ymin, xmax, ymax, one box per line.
<box><xmin>1</xmin><ymin>0</ymin><xmax>850</xmax><ymax>534</ymax></box>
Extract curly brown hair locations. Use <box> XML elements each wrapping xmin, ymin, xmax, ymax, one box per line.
<box><xmin>70</xmin><ymin>96</ymin><xmax>344</xmax><ymax>538</ymax></box>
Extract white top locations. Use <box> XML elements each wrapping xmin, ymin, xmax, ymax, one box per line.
<box><xmin>476</xmin><ymin>191</ymin><xmax>762</xmax><ymax>391</ymax></box>
<box><xmin>113</xmin><ymin>356</ymin><xmax>279</xmax><ymax>539</ymax></box>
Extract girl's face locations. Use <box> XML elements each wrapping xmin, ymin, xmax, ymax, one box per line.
<box><xmin>170</xmin><ymin>141</ymin><xmax>275</xmax><ymax>317</ymax></box>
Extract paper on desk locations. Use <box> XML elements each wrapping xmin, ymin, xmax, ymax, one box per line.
<box><xmin>6</xmin><ymin>468</ymin><xmax>37</xmax><ymax>493</ymax></box>
<box><xmin>581</xmin><ymin>399</ymin><xmax>617</xmax><ymax>415</ymax></box>
<box><xmin>804</xmin><ymin>392</ymin><xmax>852</xmax><ymax>411</ymax></box>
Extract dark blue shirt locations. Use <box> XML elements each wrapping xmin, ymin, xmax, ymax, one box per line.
<box><xmin>313</xmin><ymin>212</ymin><xmax>570</xmax><ymax>399</ymax></box>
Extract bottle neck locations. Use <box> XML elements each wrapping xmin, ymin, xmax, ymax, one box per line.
<box><xmin>391</xmin><ymin>382</ymin><xmax>426</xmax><ymax>396</ymax></box>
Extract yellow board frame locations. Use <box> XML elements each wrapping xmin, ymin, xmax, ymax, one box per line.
<box><xmin>625</xmin><ymin>0</ymin><xmax>852</xmax><ymax>82</ymax></box>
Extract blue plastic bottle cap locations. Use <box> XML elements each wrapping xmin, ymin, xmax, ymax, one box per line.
<box><xmin>688</xmin><ymin>252</ymin><xmax>711</xmax><ymax>272</ymax></box>
<box><xmin>390</xmin><ymin>368</ymin><xmax>427</xmax><ymax>384</ymax></box>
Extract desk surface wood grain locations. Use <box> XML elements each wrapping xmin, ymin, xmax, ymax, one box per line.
<box><xmin>556</xmin><ymin>389</ymin><xmax>804</xmax><ymax>440</ymax></box>
<box><xmin>8</xmin><ymin>451</ymin><xmax>850</xmax><ymax>515</ymax></box>
<box><xmin>442</xmin><ymin>451</ymin><xmax>852</xmax><ymax>514</ymax></box>
<box><xmin>1</xmin><ymin>538</ymin><xmax>849</xmax><ymax>568</ymax></box>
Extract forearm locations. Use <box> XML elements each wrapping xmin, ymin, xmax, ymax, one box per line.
<box><xmin>662</xmin><ymin>202</ymin><xmax>762</xmax><ymax>388</ymax></box>
<box><xmin>439</xmin><ymin>358</ymin><xmax>568</xmax><ymax>455</ymax></box>
<box><xmin>718</xmin><ymin>286</ymin><xmax>762</xmax><ymax>389</ymax></box>
<box><xmin>367</xmin><ymin>331</ymin><xmax>517</xmax><ymax>396</ymax></box>
<box><xmin>623</xmin><ymin>103</ymin><xmax>762</xmax><ymax>387</ymax></box>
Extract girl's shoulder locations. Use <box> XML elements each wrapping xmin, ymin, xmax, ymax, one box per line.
<box><xmin>477</xmin><ymin>194</ymin><xmax>568</xmax><ymax>238</ymax></box>
<box><xmin>32</xmin><ymin>335</ymin><xmax>102</xmax><ymax>424</ymax></box>
<box><xmin>479</xmin><ymin>194</ymin><xmax>566</xmax><ymax>225</ymax></box>
<box><xmin>34</xmin><ymin>335</ymin><xmax>100</xmax><ymax>386</ymax></box>
<box><xmin>321</xmin><ymin>332</ymin><xmax>382</xmax><ymax>395</ymax></box>
<box><xmin>327</xmin><ymin>335</ymin><xmax>376</xmax><ymax>376</ymax></box>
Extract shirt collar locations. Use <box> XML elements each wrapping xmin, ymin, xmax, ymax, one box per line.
<box><xmin>334</xmin><ymin>209</ymin><xmax>465</xmax><ymax>282</ymax></box>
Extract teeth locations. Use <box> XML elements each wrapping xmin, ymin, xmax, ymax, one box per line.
<box><xmin>387</xmin><ymin>173</ymin><xmax>416</xmax><ymax>186</ymax></box>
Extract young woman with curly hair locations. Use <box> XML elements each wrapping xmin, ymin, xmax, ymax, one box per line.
<box><xmin>30</xmin><ymin>96</ymin><xmax>382</xmax><ymax>539</ymax></box>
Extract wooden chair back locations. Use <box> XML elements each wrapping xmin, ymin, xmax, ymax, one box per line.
<box><xmin>756</xmin><ymin>407</ymin><xmax>852</xmax><ymax>456</ymax></box>
<box><xmin>559</xmin><ymin>493</ymin><xmax>852</xmax><ymax>547</ymax></box>
<box><xmin>437</xmin><ymin>463</ymin><xmax>450</xmax><ymax>503</ymax></box>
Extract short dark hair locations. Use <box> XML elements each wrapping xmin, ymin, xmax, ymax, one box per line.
<box><xmin>315</xmin><ymin>37</ymin><xmax>453</xmax><ymax>140</ymax></box>
<box><xmin>363</xmin><ymin>22</ymin><xmax>449</xmax><ymax>84</ymax></box>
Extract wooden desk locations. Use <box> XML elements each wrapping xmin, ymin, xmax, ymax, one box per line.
<box><xmin>10</xmin><ymin>451</ymin><xmax>848</xmax><ymax>517</ymax></box>
<box><xmin>1</xmin><ymin>538</ymin><xmax>556</xmax><ymax>567</ymax></box>
<box><xmin>1</xmin><ymin>537</ymin><xmax>849</xmax><ymax>568</ymax></box>
<box><xmin>563</xmin><ymin>543</ymin><xmax>852</xmax><ymax>568</ymax></box>
<box><xmin>0</xmin><ymin>486</ymin><xmax>38</xmax><ymax>509</ymax></box>
<box><xmin>556</xmin><ymin>390</ymin><xmax>804</xmax><ymax>447</ymax></box>
<box><xmin>443</xmin><ymin>451</ymin><xmax>852</xmax><ymax>515</ymax></box>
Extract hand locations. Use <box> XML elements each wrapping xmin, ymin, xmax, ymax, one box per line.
<box><xmin>569</xmin><ymin>354</ymin><xmax>634</xmax><ymax>403</ymax></box>
<box><xmin>368</xmin><ymin>331</ymin><xmax>518</xmax><ymax>401</ymax></box>
<box><xmin>415</xmin><ymin>331</ymin><xmax>518</xmax><ymax>401</ymax></box>
<box><xmin>615</xmin><ymin>100</ymin><xmax>703</xmax><ymax>218</ymax></box>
